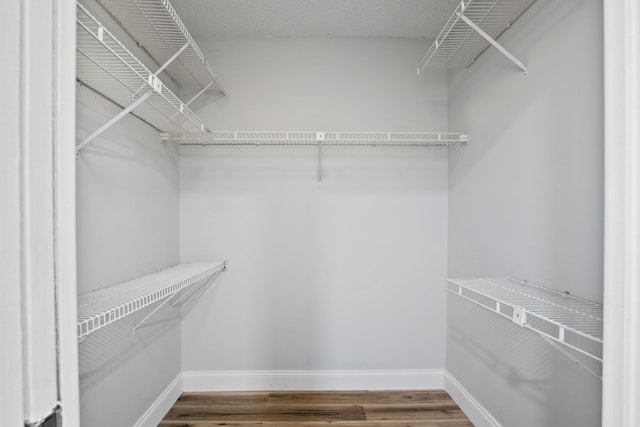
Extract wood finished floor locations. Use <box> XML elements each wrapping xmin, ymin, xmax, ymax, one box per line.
<box><xmin>159</xmin><ymin>390</ymin><xmax>474</xmax><ymax>426</ymax></box>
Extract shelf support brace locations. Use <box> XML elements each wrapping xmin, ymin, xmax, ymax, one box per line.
<box><xmin>317</xmin><ymin>143</ymin><xmax>323</xmax><ymax>183</ymax></box>
<box><xmin>170</xmin><ymin>270</ymin><xmax>221</xmax><ymax>309</ymax></box>
<box><xmin>132</xmin><ymin>295</ymin><xmax>174</xmax><ymax>336</ymax></box>
<box><xmin>155</xmin><ymin>42</ymin><xmax>189</xmax><ymax>77</ymax></box>
<box><xmin>541</xmin><ymin>337</ymin><xmax>602</xmax><ymax>380</ymax></box>
<box><xmin>458</xmin><ymin>13</ymin><xmax>528</xmax><ymax>76</ymax></box>
<box><xmin>169</xmin><ymin>80</ymin><xmax>215</xmax><ymax>121</ymax></box>
<box><xmin>76</xmin><ymin>90</ymin><xmax>154</xmax><ymax>154</ymax></box>
<box><xmin>184</xmin><ymin>81</ymin><xmax>215</xmax><ymax>106</ymax></box>
<box><xmin>134</xmin><ymin>269</ymin><xmax>224</xmax><ymax>334</ymax></box>
<box><xmin>132</xmin><ymin>42</ymin><xmax>190</xmax><ymax>98</ymax></box>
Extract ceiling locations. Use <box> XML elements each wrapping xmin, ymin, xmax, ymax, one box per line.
<box><xmin>170</xmin><ymin>0</ymin><xmax>461</xmax><ymax>40</ymax></box>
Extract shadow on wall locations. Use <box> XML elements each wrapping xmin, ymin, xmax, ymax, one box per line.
<box><xmin>447</xmin><ymin>296</ymin><xmax>602</xmax><ymax>426</ymax></box>
<box><xmin>449</xmin><ymin>318</ymin><xmax>551</xmax><ymax>408</ymax></box>
<box><xmin>179</xmin><ymin>145</ymin><xmax>449</xmax><ymax>191</ymax></box>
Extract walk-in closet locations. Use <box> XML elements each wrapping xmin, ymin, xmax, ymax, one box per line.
<box><xmin>3</xmin><ymin>0</ymin><xmax>639</xmax><ymax>426</ymax></box>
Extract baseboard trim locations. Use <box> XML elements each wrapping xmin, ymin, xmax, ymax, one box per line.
<box><xmin>183</xmin><ymin>369</ymin><xmax>444</xmax><ymax>392</ymax></box>
<box><xmin>134</xmin><ymin>373</ymin><xmax>183</xmax><ymax>427</ymax></box>
<box><xmin>444</xmin><ymin>371</ymin><xmax>501</xmax><ymax>427</ymax></box>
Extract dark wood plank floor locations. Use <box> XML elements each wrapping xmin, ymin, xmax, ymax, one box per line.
<box><xmin>159</xmin><ymin>390</ymin><xmax>474</xmax><ymax>426</ymax></box>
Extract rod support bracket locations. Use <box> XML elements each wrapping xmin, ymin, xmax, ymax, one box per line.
<box><xmin>316</xmin><ymin>132</ymin><xmax>325</xmax><ymax>184</ymax></box>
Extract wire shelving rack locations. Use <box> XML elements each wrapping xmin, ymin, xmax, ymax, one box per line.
<box><xmin>77</xmin><ymin>261</ymin><xmax>226</xmax><ymax>341</ymax></box>
<box><xmin>447</xmin><ymin>277</ymin><xmax>603</xmax><ymax>362</ymax></box>
<box><xmin>96</xmin><ymin>0</ymin><xmax>225</xmax><ymax>96</ymax></box>
<box><xmin>173</xmin><ymin>131</ymin><xmax>468</xmax><ymax>183</ymax></box>
<box><xmin>76</xmin><ymin>2</ymin><xmax>216</xmax><ymax>152</ymax></box>
<box><xmin>417</xmin><ymin>0</ymin><xmax>537</xmax><ymax>74</ymax></box>
<box><xmin>165</xmin><ymin>131</ymin><xmax>469</xmax><ymax>146</ymax></box>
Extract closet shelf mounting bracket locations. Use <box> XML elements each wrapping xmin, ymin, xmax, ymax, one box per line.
<box><xmin>448</xmin><ymin>277</ymin><xmax>603</xmax><ymax>363</ymax></box>
<box><xmin>457</xmin><ymin>11</ymin><xmax>528</xmax><ymax>76</ymax></box>
<box><xmin>77</xmin><ymin>261</ymin><xmax>227</xmax><ymax>342</ymax></box>
<box><xmin>75</xmin><ymin>2</ymin><xmax>217</xmax><ymax>155</ymax></box>
<box><xmin>76</xmin><ymin>90</ymin><xmax>154</xmax><ymax>155</ymax></box>
<box><xmin>76</xmin><ymin>35</ymin><xmax>191</xmax><ymax>155</ymax></box>
<box><xmin>417</xmin><ymin>0</ymin><xmax>536</xmax><ymax>76</ymax></box>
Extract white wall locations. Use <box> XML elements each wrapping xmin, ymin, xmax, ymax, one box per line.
<box><xmin>190</xmin><ymin>37</ymin><xmax>447</xmax><ymax>131</ymax></box>
<box><xmin>76</xmin><ymin>88</ymin><xmax>181</xmax><ymax>293</ymax></box>
<box><xmin>76</xmin><ymin>84</ymin><xmax>181</xmax><ymax>426</ymax></box>
<box><xmin>447</xmin><ymin>0</ymin><xmax>603</xmax><ymax>425</ymax></box>
<box><xmin>180</xmin><ymin>38</ymin><xmax>450</xmax><ymax>381</ymax></box>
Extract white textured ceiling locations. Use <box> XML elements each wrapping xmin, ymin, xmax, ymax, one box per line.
<box><xmin>171</xmin><ymin>0</ymin><xmax>461</xmax><ymax>39</ymax></box>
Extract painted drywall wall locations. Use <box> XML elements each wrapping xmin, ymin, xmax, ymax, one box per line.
<box><xmin>76</xmin><ymin>85</ymin><xmax>181</xmax><ymax>427</ymax></box>
<box><xmin>447</xmin><ymin>0</ymin><xmax>603</xmax><ymax>425</ymax></box>
<box><xmin>180</xmin><ymin>38</ymin><xmax>450</xmax><ymax>378</ymax></box>
<box><xmin>188</xmin><ymin>37</ymin><xmax>448</xmax><ymax>131</ymax></box>
<box><xmin>180</xmin><ymin>147</ymin><xmax>449</xmax><ymax>375</ymax></box>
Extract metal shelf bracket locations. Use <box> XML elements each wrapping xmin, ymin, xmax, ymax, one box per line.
<box><xmin>132</xmin><ymin>293</ymin><xmax>175</xmax><ymax>335</ymax></box>
<box><xmin>316</xmin><ymin>132</ymin><xmax>325</xmax><ymax>184</ymax></box>
<box><xmin>512</xmin><ymin>305</ymin><xmax>527</xmax><ymax>326</ymax></box>
<box><xmin>542</xmin><ymin>336</ymin><xmax>602</xmax><ymax>380</ymax></box>
<box><xmin>76</xmin><ymin>90</ymin><xmax>154</xmax><ymax>155</ymax></box>
<box><xmin>133</xmin><ymin>262</ymin><xmax>227</xmax><ymax>335</ymax></box>
<box><xmin>448</xmin><ymin>277</ymin><xmax>603</xmax><ymax>362</ymax></box>
<box><xmin>77</xmin><ymin>261</ymin><xmax>226</xmax><ymax>341</ymax></box>
<box><xmin>417</xmin><ymin>0</ymin><xmax>535</xmax><ymax>75</ymax></box>
<box><xmin>76</xmin><ymin>2</ymin><xmax>218</xmax><ymax>154</ymax></box>
<box><xmin>457</xmin><ymin>11</ymin><xmax>528</xmax><ymax>76</ymax></box>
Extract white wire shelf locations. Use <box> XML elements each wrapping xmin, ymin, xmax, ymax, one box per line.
<box><xmin>96</xmin><ymin>0</ymin><xmax>224</xmax><ymax>96</ymax></box>
<box><xmin>77</xmin><ymin>261</ymin><xmax>226</xmax><ymax>341</ymax></box>
<box><xmin>418</xmin><ymin>0</ymin><xmax>536</xmax><ymax>73</ymax></box>
<box><xmin>76</xmin><ymin>2</ymin><xmax>213</xmax><ymax>151</ymax></box>
<box><xmin>162</xmin><ymin>131</ymin><xmax>469</xmax><ymax>146</ymax></box>
<box><xmin>447</xmin><ymin>277</ymin><xmax>603</xmax><ymax>361</ymax></box>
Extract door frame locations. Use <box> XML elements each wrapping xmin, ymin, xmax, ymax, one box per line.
<box><xmin>0</xmin><ymin>0</ymin><xmax>79</xmax><ymax>425</ymax></box>
<box><xmin>602</xmin><ymin>0</ymin><xmax>640</xmax><ymax>425</ymax></box>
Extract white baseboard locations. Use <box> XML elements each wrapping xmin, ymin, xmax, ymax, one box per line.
<box><xmin>183</xmin><ymin>369</ymin><xmax>444</xmax><ymax>392</ymax></box>
<box><xmin>444</xmin><ymin>371</ymin><xmax>501</xmax><ymax>427</ymax></box>
<box><xmin>134</xmin><ymin>373</ymin><xmax>183</xmax><ymax>427</ymax></box>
